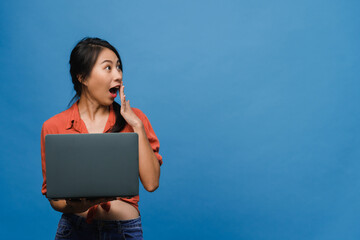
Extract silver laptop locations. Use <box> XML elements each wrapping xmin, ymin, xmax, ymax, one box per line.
<box><xmin>45</xmin><ymin>133</ymin><xmax>139</xmax><ymax>199</ymax></box>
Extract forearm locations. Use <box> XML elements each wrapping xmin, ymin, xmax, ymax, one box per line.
<box><xmin>133</xmin><ymin>124</ymin><xmax>160</xmax><ymax>192</ymax></box>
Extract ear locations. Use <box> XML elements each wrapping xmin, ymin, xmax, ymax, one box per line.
<box><xmin>77</xmin><ymin>74</ymin><xmax>88</xmax><ymax>86</ymax></box>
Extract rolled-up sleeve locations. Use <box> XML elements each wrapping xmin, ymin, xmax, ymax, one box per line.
<box><xmin>134</xmin><ymin>109</ymin><xmax>163</xmax><ymax>166</ymax></box>
<box><xmin>40</xmin><ymin>121</ymin><xmax>58</xmax><ymax>196</ymax></box>
<box><xmin>40</xmin><ymin>123</ymin><xmax>48</xmax><ymax>195</ymax></box>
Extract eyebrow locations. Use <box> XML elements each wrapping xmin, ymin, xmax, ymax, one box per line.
<box><xmin>100</xmin><ymin>60</ymin><xmax>120</xmax><ymax>64</ymax></box>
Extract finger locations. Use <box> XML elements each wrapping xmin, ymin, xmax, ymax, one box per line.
<box><xmin>119</xmin><ymin>85</ymin><xmax>124</xmax><ymax>102</ymax></box>
<box><xmin>105</xmin><ymin>197</ymin><xmax>116</xmax><ymax>201</ymax></box>
<box><xmin>120</xmin><ymin>85</ymin><xmax>125</xmax><ymax>104</ymax></box>
<box><xmin>101</xmin><ymin>197</ymin><xmax>115</xmax><ymax>202</ymax></box>
<box><xmin>65</xmin><ymin>199</ymin><xmax>75</xmax><ymax>206</ymax></box>
<box><xmin>68</xmin><ymin>198</ymin><xmax>81</xmax><ymax>202</ymax></box>
<box><xmin>89</xmin><ymin>198</ymin><xmax>107</xmax><ymax>203</ymax></box>
<box><xmin>95</xmin><ymin>198</ymin><xmax>108</xmax><ymax>205</ymax></box>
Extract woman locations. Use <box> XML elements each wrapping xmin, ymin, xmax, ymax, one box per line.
<box><xmin>40</xmin><ymin>37</ymin><xmax>163</xmax><ymax>239</ymax></box>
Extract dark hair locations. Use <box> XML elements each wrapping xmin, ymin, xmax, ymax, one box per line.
<box><xmin>68</xmin><ymin>37</ymin><xmax>126</xmax><ymax>132</ymax></box>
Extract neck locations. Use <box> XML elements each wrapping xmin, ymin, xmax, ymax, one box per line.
<box><xmin>77</xmin><ymin>93</ymin><xmax>109</xmax><ymax>121</ymax></box>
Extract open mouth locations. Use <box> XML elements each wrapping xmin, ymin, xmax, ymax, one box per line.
<box><xmin>109</xmin><ymin>86</ymin><xmax>119</xmax><ymax>98</ymax></box>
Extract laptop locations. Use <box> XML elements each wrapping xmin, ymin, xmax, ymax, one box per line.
<box><xmin>45</xmin><ymin>133</ymin><xmax>139</xmax><ymax>199</ymax></box>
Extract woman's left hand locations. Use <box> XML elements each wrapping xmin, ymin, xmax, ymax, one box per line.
<box><xmin>119</xmin><ymin>83</ymin><xmax>143</xmax><ymax>129</ymax></box>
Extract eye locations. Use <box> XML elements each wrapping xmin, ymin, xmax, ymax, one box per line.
<box><xmin>105</xmin><ymin>66</ymin><xmax>111</xmax><ymax>70</ymax></box>
<box><xmin>116</xmin><ymin>65</ymin><xmax>121</xmax><ymax>70</ymax></box>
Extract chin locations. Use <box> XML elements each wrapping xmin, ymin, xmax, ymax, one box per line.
<box><xmin>98</xmin><ymin>99</ymin><xmax>113</xmax><ymax>107</ymax></box>
<box><xmin>104</xmin><ymin>101</ymin><xmax>114</xmax><ymax>106</ymax></box>
<box><xmin>107</xmin><ymin>98</ymin><xmax>115</xmax><ymax>106</ymax></box>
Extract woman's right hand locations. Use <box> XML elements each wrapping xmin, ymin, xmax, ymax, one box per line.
<box><xmin>49</xmin><ymin>198</ymin><xmax>116</xmax><ymax>214</ymax></box>
<box><xmin>65</xmin><ymin>198</ymin><xmax>116</xmax><ymax>213</ymax></box>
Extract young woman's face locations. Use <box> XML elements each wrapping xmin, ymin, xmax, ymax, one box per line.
<box><xmin>81</xmin><ymin>48</ymin><xmax>123</xmax><ymax>106</ymax></box>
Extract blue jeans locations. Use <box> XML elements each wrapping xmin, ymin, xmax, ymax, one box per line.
<box><xmin>55</xmin><ymin>213</ymin><xmax>143</xmax><ymax>240</ymax></box>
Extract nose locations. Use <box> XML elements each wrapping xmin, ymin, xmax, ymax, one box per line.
<box><xmin>114</xmin><ymin>70</ymin><xmax>123</xmax><ymax>84</ymax></box>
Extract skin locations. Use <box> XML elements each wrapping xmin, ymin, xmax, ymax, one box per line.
<box><xmin>49</xmin><ymin>48</ymin><xmax>161</xmax><ymax>220</ymax></box>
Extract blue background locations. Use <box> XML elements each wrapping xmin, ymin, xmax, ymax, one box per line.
<box><xmin>1</xmin><ymin>0</ymin><xmax>360</xmax><ymax>239</ymax></box>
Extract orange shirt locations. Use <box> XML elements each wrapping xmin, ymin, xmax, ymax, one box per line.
<box><xmin>40</xmin><ymin>101</ymin><xmax>163</xmax><ymax>218</ymax></box>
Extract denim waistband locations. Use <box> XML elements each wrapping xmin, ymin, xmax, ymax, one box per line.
<box><xmin>62</xmin><ymin>213</ymin><xmax>142</xmax><ymax>230</ymax></box>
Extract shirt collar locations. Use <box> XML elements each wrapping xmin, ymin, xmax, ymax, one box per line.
<box><xmin>65</xmin><ymin>100</ymin><xmax>116</xmax><ymax>133</ymax></box>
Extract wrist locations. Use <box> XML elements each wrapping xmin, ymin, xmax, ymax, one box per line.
<box><xmin>132</xmin><ymin>122</ymin><xmax>144</xmax><ymax>132</ymax></box>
